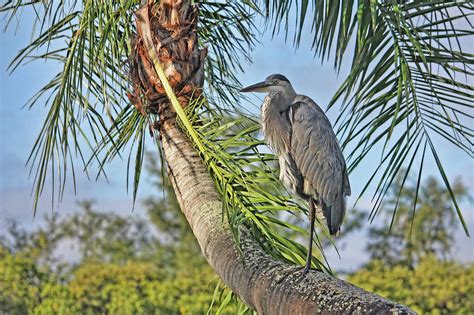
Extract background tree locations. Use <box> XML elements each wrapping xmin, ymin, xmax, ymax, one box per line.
<box><xmin>0</xmin><ymin>160</ymin><xmax>243</xmax><ymax>313</ymax></box>
<box><xmin>1</xmin><ymin>165</ymin><xmax>472</xmax><ymax>314</ymax></box>
<box><xmin>366</xmin><ymin>174</ymin><xmax>469</xmax><ymax>267</ymax></box>
<box><xmin>347</xmin><ymin>175</ymin><xmax>473</xmax><ymax>314</ymax></box>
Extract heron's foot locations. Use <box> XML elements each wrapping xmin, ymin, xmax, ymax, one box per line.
<box><xmin>287</xmin><ymin>263</ymin><xmax>312</xmax><ymax>281</ymax></box>
<box><xmin>302</xmin><ymin>263</ymin><xmax>311</xmax><ymax>275</ymax></box>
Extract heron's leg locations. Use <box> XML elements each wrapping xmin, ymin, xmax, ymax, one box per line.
<box><xmin>303</xmin><ymin>198</ymin><xmax>316</xmax><ymax>274</ymax></box>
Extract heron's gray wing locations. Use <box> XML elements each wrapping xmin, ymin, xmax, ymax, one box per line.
<box><xmin>289</xmin><ymin>96</ymin><xmax>350</xmax><ymax>234</ymax></box>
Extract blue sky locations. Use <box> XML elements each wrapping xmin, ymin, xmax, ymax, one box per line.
<box><xmin>0</xmin><ymin>8</ymin><xmax>472</xmax><ymax>270</ymax></box>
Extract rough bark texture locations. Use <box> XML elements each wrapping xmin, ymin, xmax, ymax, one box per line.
<box><xmin>131</xmin><ymin>1</ymin><xmax>416</xmax><ymax>314</ymax></box>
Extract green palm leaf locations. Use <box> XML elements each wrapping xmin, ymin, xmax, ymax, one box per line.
<box><xmin>2</xmin><ymin>0</ymin><xmax>471</xmax><ymax>236</ymax></box>
<box><xmin>1</xmin><ymin>0</ymin><xmax>261</xmax><ymax>211</ymax></box>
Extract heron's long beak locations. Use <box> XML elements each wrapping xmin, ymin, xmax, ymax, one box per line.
<box><xmin>240</xmin><ymin>80</ymin><xmax>272</xmax><ymax>93</ymax></box>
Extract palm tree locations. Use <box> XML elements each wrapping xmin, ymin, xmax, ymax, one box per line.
<box><xmin>2</xmin><ymin>0</ymin><xmax>472</xmax><ymax>313</ymax></box>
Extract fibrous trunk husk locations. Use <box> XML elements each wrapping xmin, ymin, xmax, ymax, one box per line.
<box><xmin>128</xmin><ymin>0</ymin><xmax>206</xmax><ymax>119</ymax></box>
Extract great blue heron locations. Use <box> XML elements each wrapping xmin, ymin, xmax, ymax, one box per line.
<box><xmin>241</xmin><ymin>74</ymin><xmax>351</xmax><ymax>273</ymax></box>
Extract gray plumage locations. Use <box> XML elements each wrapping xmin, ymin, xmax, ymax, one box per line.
<box><xmin>241</xmin><ymin>73</ymin><xmax>351</xmax><ymax>237</ymax></box>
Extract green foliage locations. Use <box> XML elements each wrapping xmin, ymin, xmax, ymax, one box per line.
<box><xmin>348</xmin><ymin>256</ymin><xmax>474</xmax><ymax>314</ymax></box>
<box><xmin>0</xmin><ymin>245</ymin><xmax>233</xmax><ymax>314</ymax></box>
<box><xmin>0</xmin><ymin>245</ymin><xmax>44</xmax><ymax>313</ymax></box>
<box><xmin>0</xmin><ymin>157</ymin><xmax>242</xmax><ymax>314</ymax></box>
<box><xmin>346</xmin><ymin>175</ymin><xmax>472</xmax><ymax>314</ymax></box>
<box><xmin>66</xmin><ymin>261</ymin><xmax>215</xmax><ymax>314</ymax></box>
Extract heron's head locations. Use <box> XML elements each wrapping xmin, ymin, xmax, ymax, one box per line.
<box><xmin>240</xmin><ymin>74</ymin><xmax>294</xmax><ymax>95</ymax></box>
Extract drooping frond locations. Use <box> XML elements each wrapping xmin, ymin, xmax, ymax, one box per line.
<box><xmin>2</xmin><ymin>0</ymin><xmax>471</xmax><ymax>237</ymax></box>
<box><xmin>1</xmin><ymin>0</ymin><xmax>261</xmax><ymax>211</ymax></box>
<box><xmin>175</xmin><ymin>97</ymin><xmax>332</xmax><ymax>272</ymax></box>
<box><xmin>2</xmin><ymin>0</ymin><xmax>140</xmax><ymax>211</ymax></box>
<box><xmin>264</xmin><ymin>0</ymin><xmax>473</xmax><ymax>234</ymax></box>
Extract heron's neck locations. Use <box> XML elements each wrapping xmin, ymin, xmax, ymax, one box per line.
<box><xmin>261</xmin><ymin>93</ymin><xmax>291</xmax><ymax>155</ymax></box>
<box><xmin>268</xmin><ymin>86</ymin><xmax>297</xmax><ymax>110</ymax></box>
<box><xmin>282</xmin><ymin>85</ymin><xmax>297</xmax><ymax>104</ymax></box>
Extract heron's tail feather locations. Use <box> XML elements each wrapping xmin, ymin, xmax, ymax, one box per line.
<box><xmin>320</xmin><ymin>194</ymin><xmax>345</xmax><ymax>236</ymax></box>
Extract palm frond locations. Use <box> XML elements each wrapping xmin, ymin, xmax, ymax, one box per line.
<box><xmin>2</xmin><ymin>0</ymin><xmax>139</xmax><ymax>212</ymax></box>
<box><xmin>199</xmin><ymin>0</ymin><xmax>261</xmax><ymax>109</ymax></box>
<box><xmin>265</xmin><ymin>0</ymin><xmax>473</xmax><ymax>234</ymax></box>
<box><xmin>1</xmin><ymin>0</ymin><xmax>261</xmax><ymax>211</ymax></box>
<box><xmin>193</xmin><ymin>104</ymin><xmax>333</xmax><ymax>272</ymax></box>
<box><xmin>146</xmin><ymin>43</ymin><xmax>330</xmax><ymax>270</ymax></box>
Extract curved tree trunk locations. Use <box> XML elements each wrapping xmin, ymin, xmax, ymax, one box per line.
<box><xmin>132</xmin><ymin>1</ymin><xmax>415</xmax><ymax>314</ymax></box>
<box><xmin>160</xmin><ymin>115</ymin><xmax>413</xmax><ymax>314</ymax></box>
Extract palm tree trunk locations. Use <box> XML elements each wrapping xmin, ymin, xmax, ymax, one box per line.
<box><xmin>134</xmin><ymin>1</ymin><xmax>414</xmax><ymax>313</ymax></box>
<box><xmin>160</xmin><ymin>113</ymin><xmax>413</xmax><ymax>314</ymax></box>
